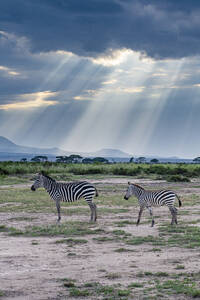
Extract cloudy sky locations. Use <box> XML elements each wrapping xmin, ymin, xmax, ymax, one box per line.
<box><xmin>0</xmin><ymin>0</ymin><xmax>200</xmax><ymax>158</ymax></box>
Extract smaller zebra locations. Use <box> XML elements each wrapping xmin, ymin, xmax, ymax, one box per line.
<box><xmin>124</xmin><ymin>182</ymin><xmax>182</xmax><ymax>227</ymax></box>
<box><xmin>31</xmin><ymin>172</ymin><xmax>98</xmax><ymax>223</ymax></box>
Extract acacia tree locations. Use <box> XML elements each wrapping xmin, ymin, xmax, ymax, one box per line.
<box><xmin>93</xmin><ymin>157</ymin><xmax>109</xmax><ymax>163</ymax></box>
<box><xmin>20</xmin><ymin>158</ymin><xmax>27</xmax><ymax>162</ymax></box>
<box><xmin>150</xmin><ymin>158</ymin><xmax>159</xmax><ymax>164</ymax></box>
<box><xmin>136</xmin><ymin>157</ymin><xmax>146</xmax><ymax>163</ymax></box>
<box><xmin>69</xmin><ymin>154</ymin><xmax>83</xmax><ymax>163</ymax></box>
<box><xmin>82</xmin><ymin>158</ymin><xmax>94</xmax><ymax>164</ymax></box>
<box><xmin>56</xmin><ymin>155</ymin><xmax>82</xmax><ymax>163</ymax></box>
<box><xmin>193</xmin><ymin>157</ymin><xmax>200</xmax><ymax>163</ymax></box>
<box><xmin>31</xmin><ymin>155</ymin><xmax>48</xmax><ymax>162</ymax></box>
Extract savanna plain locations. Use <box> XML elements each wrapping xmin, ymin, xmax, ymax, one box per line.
<box><xmin>0</xmin><ymin>162</ymin><xmax>200</xmax><ymax>300</ymax></box>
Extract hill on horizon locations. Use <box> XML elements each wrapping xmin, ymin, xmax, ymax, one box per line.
<box><xmin>0</xmin><ymin>136</ymin><xmax>133</xmax><ymax>158</ymax></box>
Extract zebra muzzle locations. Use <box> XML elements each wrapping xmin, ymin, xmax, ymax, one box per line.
<box><xmin>124</xmin><ymin>196</ymin><xmax>128</xmax><ymax>200</ymax></box>
<box><xmin>31</xmin><ymin>185</ymin><xmax>36</xmax><ymax>191</ymax></box>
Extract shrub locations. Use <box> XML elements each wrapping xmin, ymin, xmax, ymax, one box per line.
<box><xmin>166</xmin><ymin>175</ymin><xmax>190</xmax><ymax>182</ymax></box>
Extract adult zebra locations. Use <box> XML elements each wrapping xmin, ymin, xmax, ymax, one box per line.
<box><xmin>124</xmin><ymin>182</ymin><xmax>182</xmax><ymax>227</ymax></box>
<box><xmin>31</xmin><ymin>172</ymin><xmax>98</xmax><ymax>223</ymax></box>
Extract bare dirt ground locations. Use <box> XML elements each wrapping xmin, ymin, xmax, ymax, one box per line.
<box><xmin>0</xmin><ymin>178</ymin><xmax>200</xmax><ymax>299</ymax></box>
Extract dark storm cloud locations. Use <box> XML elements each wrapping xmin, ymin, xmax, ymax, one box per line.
<box><xmin>0</xmin><ymin>30</ymin><xmax>110</xmax><ymax>105</ymax></box>
<box><xmin>0</xmin><ymin>0</ymin><xmax>200</xmax><ymax>59</ymax></box>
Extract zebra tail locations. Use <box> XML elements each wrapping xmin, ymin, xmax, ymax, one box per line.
<box><xmin>95</xmin><ymin>188</ymin><xmax>99</xmax><ymax>197</ymax></box>
<box><xmin>176</xmin><ymin>194</ymin><xmax>182</xmax><ymax>207</ymax></box>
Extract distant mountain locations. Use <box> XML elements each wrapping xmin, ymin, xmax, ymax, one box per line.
<box><xmin>0</xmin><ymin>136</ymin><xmax>67</xmax><ymax>155</ymax></box>
<box><xmin>0</xmin><ymin>136</ymin><xmax>133</xmax><ymax>158</ymax></box>
<box><xmin>89</xmin><ymin>148</ymin><xmax>132</xmax><ymax>158</ymax></box>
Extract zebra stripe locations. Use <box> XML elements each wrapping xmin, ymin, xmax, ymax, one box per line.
<box><xmin>31</xmin><ymin>172</ymin><xmax>98</xmax><ymax>222</ymax></box>
<box><xmin>124</xmin><ymin>182</ymin><xmax>182</xmax><ymax>226</ymax></box>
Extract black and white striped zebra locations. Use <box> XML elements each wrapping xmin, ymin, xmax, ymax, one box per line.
<box><xmin>31</xmin><ymin>172</ymin><xmax>98</xmax><ymax>223</ymax></box>
<box><xmin>124</xmin><ymin>182</ymin><xmax>182</xmax><ymax>226</ymax></box>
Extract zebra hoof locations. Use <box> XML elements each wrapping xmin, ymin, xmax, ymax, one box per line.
<box><xmin>151</xmin><ymin>220</ymin><xmax>155</xmax><ymax>227</ymax></box>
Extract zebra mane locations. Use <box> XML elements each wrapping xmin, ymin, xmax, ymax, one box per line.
<box><xmin>133</xmin><ymin>183</ymin><xmax>144</xmax><ymax>190</ymax></box>
<box><xmin>40</xmin><ymin>171</ymin><xmax>56</xmax><ymax>182</ymax></box>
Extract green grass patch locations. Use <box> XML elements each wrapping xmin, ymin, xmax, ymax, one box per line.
<box><xmin>159</xmin><ymin>224</ymin><xmax>200</xmax><ymax>248</ymax></box>
<box><xmin>126</xmin><ymin>235</ymin><xmax>165</xmax><ymax>246</ymax></box>
<box><xmin>112</xmin><ymin>229</ymin><xmax>131</xmax><ymax>236</ymax></box>
<box><xmin>2</xmin><ymin>222</ymin><xmax>104</xmax><ymax>237</ymax></box>
<box><xmin>62</xmin><ymin>281</ymin><xmax>131</xmax><ymax>299</ymax></box>
<box><xmin>156</xmin><ymin>279</ymin><xmax>200</xmax><ymax>298</ymax></box>
<box><xmin>115</xmin><ymin>220</ymin><xmax>136</xmax><ymax>227</ymax></box>
<box><xmin>0</xmin><ymin>175</ymin><xmax>30</xmax><ymax>185</ymax></box>
<box><xmin>69</xmin><ymin>287</ymin><xmax>90</xmax><ymax>297</ymax></box>
<box><xmin>8</xmin><ymin>216</ymin><xmax>37</xmax><ymax>222</ymax></box>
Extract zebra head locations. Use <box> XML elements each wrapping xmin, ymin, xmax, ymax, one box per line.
<box><xmin>124</xmin><ymin>182</ymin><xmax>133</xmax><ymax>200</ymax></box>
<box><xmin>124</xmin><ymin>182</ymin><xmax>144</xmax><ymax>200</ymax></box>
<box><xmin>31</xmin><ymin>172</ymin><xmax>44</xmax><ymax>191</ymax></box>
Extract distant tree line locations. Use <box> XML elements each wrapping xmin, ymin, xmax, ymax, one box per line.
<box><xmin>21</xmin><ymin>155</ymin><xmax>109</xmax><ymax>164</ymax></box>
<box><xmin>20</xmin><ymin>155</ymin><xmax>200</xmax><ymax>164</ymax></box>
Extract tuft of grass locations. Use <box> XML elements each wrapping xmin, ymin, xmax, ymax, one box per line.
<box><xmin>105</xmin><ymin>273</ymin><xmax>122</xmax><ymax>280</ymax></box>
<box><xmin>114</xmin><ymin>247</ymin><xmax>136</xmax><ymax>253</ymax></box>
<box><xmin>69</xmin><ymin>287</ymin><xmax>90</xmax><ymax>297</ymax></box>
<box><xmin>67</xmin><ymin>252</ymin><xmax>76</xmax><ymax>256</ymax></box>
<box><xmin>93</xmin><ymin>236</ymin><xmax>114</xmax><ymax>242</ymax></box>
<box><xmin>61</xmin><ymin>278</ymin><xmax>76</xmax><ymax>288</ymax></box>
<box><xmin>154</xmin><ymin>272</ymin><xmax>169</xmax><ymax>277</ymax></box>
<box><xmin>0</xmin><ymin>290</ymin><xmax>4</xmax><ymax>297</ymax></box>
<box><xmin>148</xmin><ymin>248</ymin><xmax>162</xmax><ymax>252</ymax></box>
<box><xmin>112</xmin><ymin>229</ymin><xmax>131</xmax><ymax>237</ymax></box>
<box><xmin>31</xmin><ymin>240</ymin><xmax>39</xmax><ymax>245</ymax></box>
<box><xmin>128</xmin><ymin>282</ymin><xmax>144</xmax><ymax>288</ymax></box>
<box><xmin>55</xmin><ymin>238</ymin><xmax>88</xmax><ymax>245</ymax></box>
<box><xmin>0</xmin><ymin>225</ymin><xmax>8</xmax><ymax>232</ymax></box>
<box><xmin>175</xmin><ymin>265</ymin><xmax>185</xmax><ymax>270</ymax></box>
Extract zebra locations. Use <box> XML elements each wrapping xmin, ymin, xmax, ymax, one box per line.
<box><xmin>124</xmin><ymin>182</ymin><xmax>182</xmax><ymax>227</ymax></box>
<box><xmin>31</xmin><ymin>172</ymin><xmax>98</xmax><ymax>223</ymax></box>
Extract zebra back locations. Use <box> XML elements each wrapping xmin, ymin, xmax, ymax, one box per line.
<box><xmin>56</xmin><ymin>181</ymin><xmax>97</xmax><ymax>202</ymax></box>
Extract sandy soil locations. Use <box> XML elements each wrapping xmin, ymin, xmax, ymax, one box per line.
<box><xmin>0</xmin><ymin>178</ymin><xmax>200</xmax><ymax>299</ymax></box>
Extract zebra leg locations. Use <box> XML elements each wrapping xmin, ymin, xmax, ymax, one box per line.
<box><xmin>147</xmin><ymin>207</ymin><xmax>155</xmax><ymax>227</ymax></box>
<box><xmin>88</xmin><ymin>202</ymin><xmax>94</xmax><ymax>222</ymax></box>
<box><xmin>92</xmin><ymin>203</ymin><xmax>97</xmax><ymax>222</ymax></box>
<box><xmin>136</xmin><ymin>207</ymin><xmax>144</xmax><ymax>226</ymax></box>
<box><xmin>169</xmin><ymin>206</ymin><xmax>177</xmax><ymax>225</ymax></box>
<box><xmin>56</xmin><ymin>200</ymin><xmax>61</xmax><ymax>224</ymax></box>
<box><xmin>173</xmin><ymin>206</ymin><xmax>178</xmax><ymax>224</ymax></box>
